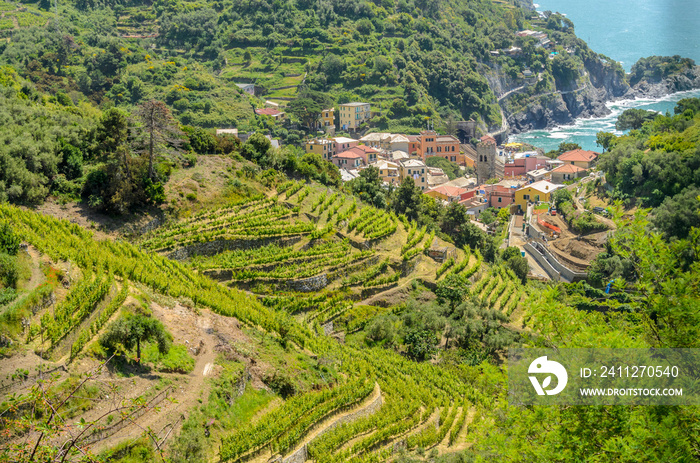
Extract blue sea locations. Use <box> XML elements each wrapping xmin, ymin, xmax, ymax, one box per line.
<box><xmin>510</xmin><ymin>0</ymin><xmax>700</xmax><ymax>152</ymax></box>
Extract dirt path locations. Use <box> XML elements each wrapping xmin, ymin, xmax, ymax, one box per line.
<box><xmin>89</xmin><ymin>303</ymin><xmax>221</xmax><ymax>454</ymax></box>
<box><xmin>24</xmin><ymin>246</ymin><xmax>44</xmax><ymax>291</ymax></box>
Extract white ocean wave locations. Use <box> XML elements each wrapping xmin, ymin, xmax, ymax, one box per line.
<box><xmin>509</xmin><ymin>88</ymin><xmax>700</xmax><ymax>150</ymax></box>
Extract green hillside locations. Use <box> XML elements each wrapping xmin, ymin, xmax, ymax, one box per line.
<box><xmin>0</xmin><ymin>0</ymin><xmax>615</xmax><ymax>134</ymax></box>
<box><xmin>3</xmin><ymin>146</ymin><xmax>700</xmax><ymax>461</ymax></box>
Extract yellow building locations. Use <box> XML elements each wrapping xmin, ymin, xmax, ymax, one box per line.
<box><xmin>339</xmin><ymin>102</ymin><xmax>371</xmax><ymax>131</ymax></box>
<box><xmin>305</xmin><ymin>139</ymin><xmax>335</xmax><ymax>161</ymax></box>
<box><xmin>399</xmin><ymin>159</ymin><xmax>428</xmax><ymax>191</ymax></box>
<box><xmin>371</xmin><ymin>160</ymin><xmax>400</xmax><ymax>185</ymax></box>
<box><xmin>514</xmin><ymin>180</ymin><xmax>561</xmax><ymax>212</ymax></box>
<box><xmin>321</xmin><ymin>108</ymin><xmax>335</xmax><ymax>129</ymax></box>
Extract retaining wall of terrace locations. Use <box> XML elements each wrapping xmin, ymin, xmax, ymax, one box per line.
<box><xmin>167</xmin><ymin>236</ymin><xmax>303</xmax><ymax>260</ymax></box>
<box><xmin>287</xmin><ymin>274</ymin><xmax>329</xmax><ymax>292</ymax></box>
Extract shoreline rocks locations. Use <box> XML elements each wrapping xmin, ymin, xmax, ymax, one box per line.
<box><xmin>505</xmin><ymin>65</ymin><xmax>700</xmax><ymax>134</ymax></box>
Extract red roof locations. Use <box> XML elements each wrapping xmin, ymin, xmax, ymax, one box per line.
<box><xmin>255</xmin><ymin>108</ymin><xmax>283</xmax><ymax>116</ymax></box>
<box><xmin>552</xmin><ymin>164</ymin><xmax>586</xmax><ymax>173</ymax></box>
<box><xmin>480</xmin><ymin>135</ymin><xmax>497</xmax><ymax>145</ymax></box>
<box><xmin>334</xmin><ymin>151</ymin><xmax>363</xmax><ymax>159</ymax></box>
<box><xmin>558</xmin><ymin>149</ymin><xmax>598</xmax><ymax>163</ymax></box>
<box><xmin>353</xmin><ymin>145</ymin><xmax>380</xmax><ymax>154</ymax></box>
<box><xmin>429</xmin><ymin>185</ymin><xmax>468</xmax><ymax>197</ymax></box>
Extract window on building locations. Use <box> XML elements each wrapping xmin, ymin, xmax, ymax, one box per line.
<box><xmin>523</xmin><ymin>194</ymin><xmax>530</xmax><ymax>200</ymax></box>
<box><xmin>498</xmin><ymin>197</ymin><xmax>502</xmax><ymax>203</ymax></box>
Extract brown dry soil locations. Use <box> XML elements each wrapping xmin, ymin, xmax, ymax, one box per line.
<box><xmin>534</xmin><ymin>211</ymin><xmax>608</xmax><ymax>269</ymax></box>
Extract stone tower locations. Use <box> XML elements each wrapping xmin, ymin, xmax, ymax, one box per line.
<box><xmin>476</xmin><ymin>140</ymin><xmax>498</xmax><ymax>185</ymax></box>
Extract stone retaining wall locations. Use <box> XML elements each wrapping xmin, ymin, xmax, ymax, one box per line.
<box><xmin>525</xmin><ymin>241</ymin><xmax>587</xmax><ymax>282</ymax></box>
<box><xmin>167</xmin><ymin>236</ymin><xmax>302</xmax><ymax>260</ymax></box>
<box><xmin>287</xmin><ymin>274</ymin><xmax>329</xmax><ymax>292</ymax></box>
<box><xmin>328</xmin><ymin>255</ymin><xmax>380</xmax><ymax>281</ymax></box>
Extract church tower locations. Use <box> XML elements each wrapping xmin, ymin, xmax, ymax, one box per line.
<box><xmin>476</xmin><ymin>138</ymin><xmax>497</xmax><ymax>185</ymax></box>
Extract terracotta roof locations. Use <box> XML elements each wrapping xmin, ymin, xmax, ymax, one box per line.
<box><xmin>552</xmin><ymin>164</ymin><xmax>586</xmax><ymax>173</ymax></box>
<box><xmin>335</xmin><ymin>151</ymin><xmax>363</xmax><ymax>159</ymax></box>
<box><xmin>480</xmin><ymin>135</ymin><xmax>497</xmax><ymax>145</ymax></box>
<box><xmin>558</xmin><ymin>149</ymin><xmax>599</xmax><ymax>162</ymax></box>
<box><xmin>352</xmin><ymin>145</ymin><xmax>380</xmax><ymax>154</ymax></box>
<box><xmin>255</xmin><ymin>108</ymin><xmax>283</xmax><ymax>116</ymax></box>
<box><xmin>436</xmin><ymin>135</ymin><xmax>459</xmax><ymax>143</ymax></box>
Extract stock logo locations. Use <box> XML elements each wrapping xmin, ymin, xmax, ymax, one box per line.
<box><xmin>528</xmin><ymin>356</ymin><xmax>568</xmax><ymax>396</ymax></box>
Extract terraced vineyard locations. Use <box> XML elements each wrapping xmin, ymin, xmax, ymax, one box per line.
<box><xmin>195</xmin><ymin>240</ymin><xmax>375</xmax><ymax>282</ymax></box>
<box><xmin>141</xmin><ymin>197</ymin><xmax>313</xmax><ymax>252</ymax></box>
<box><xmin>0</xmin><ymin>179</ymin><xmax>529</xmax><ymax>463</ymax></box>
<box><xmin>0</xmin><ymin>200</ymin><xmax>502</xmax><ymax>462</ymax></box>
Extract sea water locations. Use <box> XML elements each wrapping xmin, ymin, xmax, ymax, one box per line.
<box><xmin>511</xmin><ymin>0</ymin><xmax>700</xmax><ymax>152</ymax></box>
<box><xmin>510</xmin><ymin>89</ymin><xmax>700</xmax><ymax>152</ymax></box>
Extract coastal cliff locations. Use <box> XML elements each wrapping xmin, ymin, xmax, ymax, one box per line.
<box><xmin>505</xmin><ymin>59</ymin><xmax>700</xmax><ymax>134</ymax></box>
<box><xmin>628</xmin><ymin>65</ymin><xmax>700</xmax><ymax>99</ymax></box>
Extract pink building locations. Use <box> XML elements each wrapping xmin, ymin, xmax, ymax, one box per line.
<box><xmin>332</xmin><ymin>151</ymin><xmax>364</xmax><ymax>169</ymax></box>
<box><xmin>484</xmin><ymin>185</ymin><xmax>516</xmax><ymax>209</ymax></box>
<box><xmin>332</xmin><ymin>137</ymin><xmax>359</xmax><ymax>153</ymax></box>
<box><xmin>504</xmin><ymin>155</ymin><xmax>548</xmax><ymax>177</ymax></box>
<box><xmin>350</xmin><ymin>145</ymin><xmax>380</xmax><ymax>165</ymax></box>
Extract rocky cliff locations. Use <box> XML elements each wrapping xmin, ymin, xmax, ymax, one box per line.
<box><xmin>628</xmin><ymin>65</ymin><xmax>700</xmax><ymax>99</ymax></box>
<box><xmin>505</xmin><ymin>62</ymin><xmax>700</xmax><ymax>134</ymax></box>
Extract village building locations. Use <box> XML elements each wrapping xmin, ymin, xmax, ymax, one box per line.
<box><xmin>504</xmin><ymin>152</ymin><xmax>548</xmax><ymax>177</ymax></box>
<box><xmin>551</xmin><ymin>164</ymin><xmax>587</xmax><ymax>184</ymax></box>
<box><xmin>348</xmin><ymin>145</ymin><xmax>380</xmax><ymax>165</ymax></box>
<box><xmin>255</xmin><ymin>107</ymin><xmax>285</xmax><ymax>121</ymax></box>
<box><xmin>371</xmin><ymin>160</ymin><xmax>400</xmax><ymax>185</ymax></box>
<box><xmin>459</xmin><ymin>195</ymin><xmax>489</xmax><ymax>218</ymax></box>
<box><xmin>526</xmin><ymin>168</ymin><xmax>549</xmax><ymax>183</ymax></box>
<box><xmin>384</xmin><ymin>134</ymin><xmax>410</xmax><ymax>153</ymax></box>
<box><xmin>427</xmin><ymin>167</ymin><xmax>450</xmax><ymax>188</ymax></box>
<box><xmin>407</xmin><ymin>135</ymin><xmax>421</xmax><ymax>157</ymax></box>
<box><xmin>339</xmin><ymin>168</ymin><xmax>360</xmax><ymax>182</ymax></box>
<box><xmin>425</xmin><ymin>185</ymin><xmax>471</xmax><ymax>203</ymax></box>
<box><xmin>332</xmin><ymin>136</ymin><xmax>358</xmax><ymax>153</ymax></box>
<box><xmin>305</xmin><ymin>139</ymin><xmax>335</xmax><ymax>160</ymax></box>
<box><xmin>359</xmin><ymin>132</ymin><xmax>388</xmax><ymax>149</ymax></box>
<box><xmin>481</xmin><ymin>184</ymin><xmax>517</xmax><ymax>210</ymax></box>
<box><xmin>557</xmin><ymin>149</ymin><xmax>599</xmax><ymax>169</ymax></box>
<box><xmin>332</xmin><ymin>151</ymin><xmax>364</xmax><ymax>169</ymax></box>
<box><xmin>389</xmin><ymin>150</ymin><xmax>410</xmax><ymax>163</ymax></box>
<box><xmin>339</xmin><ymin>102</ymin><xmax>371</xmax><ymax>131</ymax></box>
<box><xmin>399</xmin><ymin>159</ymin><xmax>428</xmax><ymax>190</ymax></box>
<box><xmin>514</xmin><ymin>180</ymin><xmax>562</xmax><ymax>212</ymax></box>
<box><xmin>321</xmin><ymin>108</ymin><xmax>335</xmax><ymax>130</ymax></box>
